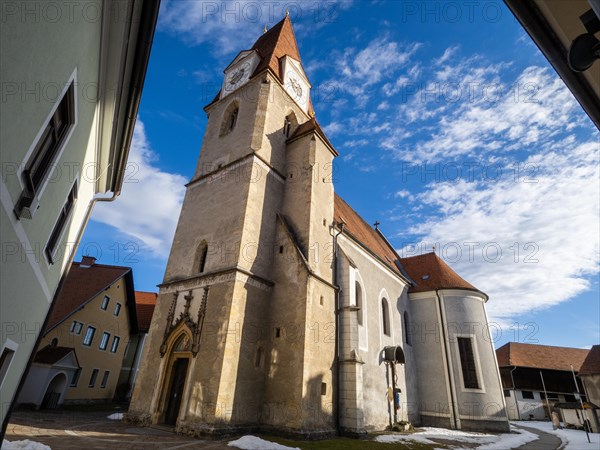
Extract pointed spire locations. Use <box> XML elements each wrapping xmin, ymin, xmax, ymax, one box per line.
<box><xmin>285</xmin><ymin>8</ymin><xmax>289</xmax><ymax>16</ymax></box>
<box><xmin>263</xmin><ymin>24</ymin><xmax>268</xmax><ymax>34</ymax></box>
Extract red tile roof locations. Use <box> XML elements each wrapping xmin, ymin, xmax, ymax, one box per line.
<box><xmin>400</xmin><ymin>252</ymin><xmax>483</xmax><ymax>296</ymax></box>
<box><xmin>288</xmin><ymin>118</ymin><xmax>337</xmax><ymax>154</ymax></box>
<box><xmin>251</xmin><ymin>15</ymin><xmax>301</xmax><ymax>81</ymax></box>
<box><xmin>34</xmin><ymin>345</ymin><xmax>78</xmax><ymax>366</ymax></box>
<box><xmin>135</xmin><ymin>291</ymin><xmax>157</xmax><ymax>333</ymax></box>
<box><xmin>334</xmin><ymin>194</ymin><xmax>404</xmax><ymax>277</ymax></box>
<box><xmin>579</xmin><ymin>345</ymin><xmax>600</xmax><ymax>376</ymax></box>
<box><xmin>333</xmin><ymin>194</ymin><xmax>481</xmax><ymax>295</ymax></box>
<box><xmin>496</xmin><ymin>342</ymin><xmax>590</xmax><ymax>372</ymax></box>
<box><xmin>46</xmin><ymin>260</ymin><xmax>132</xmax><ymax>332</ymax></box>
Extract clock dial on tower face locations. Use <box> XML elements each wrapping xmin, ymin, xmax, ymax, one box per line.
<box><xmin>287</xmin><ymin>71</ymin><xmax>306</xmax><ymax>106</ymax></box>
<box><xmin>225</xmin><ymin>62</ymin><xmax>250</xmax><ymax>92</ymax></box>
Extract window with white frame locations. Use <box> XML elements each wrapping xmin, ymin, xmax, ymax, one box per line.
<box><xmin>14</xmin><ymin>82</ymin><xmax>75</xmax><ymax>219</ymax></box>
<box><xmin>82</xmin><ymin>326</ymin><xmax>96</xmax><ymax>346</ymax></box>
<box><xmin>70</xmin><ymin>321</ymin><xmax>83</xmax><ymax>335</ymax></box>
<box><xmin>99</xmin><ymin>332</ymin><xmax>110</xmax><ymax>350</ymax></box>
<box><xmin>45</xmin><ymin>181</ymin><xmax>77</xmax><ymax>264</ymax></box>
<box><xmin>110</xmin><ymin>336</ymin><xmax>120</xmax><ymax>353</ymax></box>
<box><xmin>381</xmin><ymin>298</ymin><xmax>390</xmax><ymax>336</ymax></box>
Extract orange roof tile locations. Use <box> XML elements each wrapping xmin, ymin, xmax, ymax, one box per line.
<box><xmin>251</xmin><ymin>15</ymin><xmax>301</xmax><ymax>81</ymax></box>
<box><xmin>334</xmin><ymin>194</ymin><xmax>404</xmax><ymax>277</ymax></box>
<box><xmin>288</xmin><ymin>118</ymin><xmax>336</xmax><ymax>153</ymax></box>
<box><xmin>400</xmin><ymin>252</ymin><xmax>484</xmax><ymax>296</ymax></box>
<box><xmin>45</xmin><ymin>259</ymin><xmax>135</xmax><ymax>332</ymax></box>
<box><xmin>135</xmin><ymin>291</ymin><xmax>157</xmax><ymax>333</ymax></box>
<box><xmin>496</xmin><ymin>342</ymin><xmax>590</xmax><ymax>372</ymax></box>
<box><xmin>579</xmin><ymin>345</ymin><xmax>600</xmax><ymax>376</ymax></box>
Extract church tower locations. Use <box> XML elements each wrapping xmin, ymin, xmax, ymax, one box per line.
<box><xmin>128</xmin><ymin>15</ymin><xmax>339</xmax><ymax>437</ymax></box>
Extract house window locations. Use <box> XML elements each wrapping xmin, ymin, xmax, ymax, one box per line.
<box><xmin>564</xmin><ymin>394</ymin><xmax>576</xmax><ymax>402</ymax></box>
<box><xmin>82</xmin><ymin>326</ymin><xmax>96</xmax><ymax>346</ymax></box>
<box><xmin>15</xmin><ymin>82</ymin><xmax>75</xmax><ymax>219</ymax></box>
<box><xmin>100</xmin><ymin>370</ymin><xmax>110</xmax><ymax>388</ymax></box>
<box><xmin>381</xmin><ymin>298</ymin><xmax>390</xmax><ymax>336</ymax></box>
<box><xmin>355</xmin><ymin>282</ymin><xmax>363</xmax><ymax>326</ymax></box>
<box><xmin>504</xmin><ymin>389</ymin><xmax>511</xmax><ymax>397</ymax></box>
<box><xmin>70</xmin><ymin>321</ymin><xmax>83</xmax><ymax>335</ymax></box>
<box><xmin>70</xmin><ymin>368</ymin><xmax>81</xmax><ymax>387</ymax></box>
<box><xmin>45</xmin><ymin>181</ymin><xmax>77</xmax><ymax>264</ymax></box>
<box><xmin>457</xmin><ymin>337</ymin><xmax>480</xmax><ymax>389</ymax></box>
<box><xmin>403</xmin><ymin>311</ymin><xmax>411</xmax><ymax>345</ymax></box>
<box><xmin>522</xmin><ymin>390</ymin><xmax>534</xmax><ymax>399</ymax></box>
<box><xmin>88</xmin><ymin>368</ymin><xmax>99</xmax><ymax>387</ymax></box>
<box><xmin>99</xmin><ymin>332</ymin><xmax>110</xmax><ymax>350</ymax></box>
<box><xmin>113</xmin><ymin>303</ymin><xmax>121</xmax><ymax>316</ymax></box>
<box><xmin>100</xmin><ymin>295</ymin><xmax>110</xmax><ymax>310</ymax></box>
<box><xmin>321</xmin><ymin>382</ymin><xmax>327</xmax><ymax>396</ymax></box>
<box><xmin>110</xmin><ymin>336</ymin><xmax>120</xmax><ymax>353</ymax></box>
<box><xmin>0</xmin><ymin>348</ymin><xmax>16</xmax><ymax>387</ymax></box>
<box><xmin>196</xmin><ymin>241</ymin><xmax>208</xmax><ymax>273</ymax></box>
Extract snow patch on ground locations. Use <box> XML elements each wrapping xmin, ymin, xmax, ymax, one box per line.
<box><xmin>228</xmin><ymin>436</ymin><xmax>299</xmax><ymax>450</ymax></box>
<box><xmin>1</xmin><ymin>440</ymin><xmax>52</xmax><ymax>450</ymax></box>
<box><xmin>514</xmin><ymin>420</ymin><xmax>600</xmax><ymax>450</ymax></box>
<box><xmin>375</xmin><ymin>425</ymin><xmax>538</xmax><ymax>449</ymax></box>
<box><xmin>107</xmin><ymin>412</ymin><xmax>123</xmax><ymax>420</ymax></box>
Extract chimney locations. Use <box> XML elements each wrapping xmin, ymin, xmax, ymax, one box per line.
<box><xmin>80</xmin><ymin>256</ymin><xmax>97</xmax><ymax>268</ymax></box>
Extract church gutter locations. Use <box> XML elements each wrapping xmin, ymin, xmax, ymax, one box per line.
<box><xmin>333</xmin><ymin>222</ymin><xmax>345</xmax><ymax>435</ymax></box>
<box><xmin>435</xmin><ymin>288</ymin><xmax>460</xmax><ymax>430</ymax></box>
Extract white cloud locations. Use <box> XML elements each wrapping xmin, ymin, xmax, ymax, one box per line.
<box><xmin>395</xmin><ymin>189</ymin><xmax>411</xmax><ymax>199</ymax></box>
<box><xmin>159</xmin><ymin>0</ymin><xmax>353</xmax><ymax>57</ymax></box>
<box><xmin>401</xmin><ymin>140</ymin><xmax>600</xmax><ymax>320</ymax></box>
<box><xmin>92</xmin><ymin>120</ymin><xmax>187</xmax><ymax>256</ymax></box>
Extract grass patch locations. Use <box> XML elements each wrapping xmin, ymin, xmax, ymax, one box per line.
<box><xmin>259</xmin><ymin>434</ymin><xmax>445</xmax><ymax>449</ymax></box>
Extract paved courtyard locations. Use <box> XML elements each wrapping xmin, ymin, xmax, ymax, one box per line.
<box><xmin>4</xmin><ymin>410</ymin><xmax>230</xmax><ymax>450</ymax></box>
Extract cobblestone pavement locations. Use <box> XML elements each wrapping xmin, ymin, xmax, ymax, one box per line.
<box><xmin>4</xmin><ymin>410</ymin><xmax>232</xmax><ymax>449</ymax></box>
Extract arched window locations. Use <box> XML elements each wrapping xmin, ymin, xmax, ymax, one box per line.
<box><xmin>403</xmin><ymin>311</ymin><xmax>411</xmax><ymax>345</ymax></box>
<box><xmin>283</xmin><ymin>112</ymin><xmax>297</xmax><ymax>138</ymax></box>
<box><xmin>355</xmin><ymin>281</ymin><xmax>363</xmax><ymax>326</ymax></box>
<box><xmin>195</xmin><ymin>241</ymin><xmax>208</xmax><ymax>274</ymax></box>
<box><xmin>220</xmin><ymin>102</ymin><xmax>239</xmax><ymax>136</ymax></box>
<box><xmin>382</xmin><ymin>298</ymin><xmax>390</xmax><ymax>336</ymax></box>
<box><xmin>173</xmin><ymin>334</ymin><xmax>191</xmax><ymax>352</ymax></box>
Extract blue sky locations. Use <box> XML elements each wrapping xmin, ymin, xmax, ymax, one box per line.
<box><xmin>79</xmin><ymin>0</ymin><xmax>599</xmax><ymax>349</ymax></box>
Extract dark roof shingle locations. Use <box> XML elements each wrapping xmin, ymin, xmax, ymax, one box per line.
<box><xmin>496</xmin><ymin>342</ymin><xmax>590</xmax><ymax>372</ymax></box>
<box><xmin>34</xmin><ymin>345</ymin><xmax>78</xmax><ymax>366</ymax></box>
<box><xmin>579</xmin><ymin>345</ymin><xmax>600</xmax><ymax>376</ymax></box>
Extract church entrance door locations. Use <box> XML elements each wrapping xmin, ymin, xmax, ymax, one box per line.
<box><xmin>165</xmin><ymin>358</ymin><xmax>189</xmax><ymax>425</ymax></box>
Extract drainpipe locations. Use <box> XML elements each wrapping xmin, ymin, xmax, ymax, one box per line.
<box><xmin>333</xmin><ymin>223</ymin><xmax>344</xmax><ymax>434</ymax></box>
<box><xmin>510</xmin><ymin>366</ymin><xmax>521</xmax><ymax>420</ymax></box>
<box><xmin>435</xmin><ymin>289</ymin><xmax>459</xmax><ymax>429</ymax></box>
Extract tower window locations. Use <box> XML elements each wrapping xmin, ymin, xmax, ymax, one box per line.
<box><xmin>255</xmin><ymin>347</ymin><xmax>263</xmax><ymax>368</ymax></box>
<box><xmin>321</xmin><ymin>382</ymin><xmax>327</xmax><ymax>396</ymax></box>
<box><xmin>381</xmin><ymin>298</ymin><xmax>390</xmax><ymax>336</ymax></box>
<box><xmin>228</xmin><ymin>108</ymin><xmax>238</xmax><ymax>132</ymax></box>
<box><xmin>220</xmin><ymin>102</ymin><xmax>240</xmax><ymax>136</ymax></box>
<box><xmin>195</xmin><ymin>241</ymin><xmax>208</xmax><ymax>274</ymax></box>
<box><xmin>275</xmin><ymin>327</ymin><xmax>281</xmax><ymax>338</ymax></box>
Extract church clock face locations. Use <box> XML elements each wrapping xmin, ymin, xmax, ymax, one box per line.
<box><xmin>287</xmin><ymin>71</ymin><xmax>307</xmax><ymax>107</ymax></box>
<box><xmin>225</xmin><ymin>62</ymin><xmax>250</xmax><ymax>92</ymax></box>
